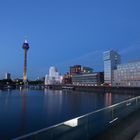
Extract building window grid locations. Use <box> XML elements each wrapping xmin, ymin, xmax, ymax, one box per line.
<box><xmin>113</xmin><ymin>62</ymin><xmax>140</xmax><ymax>87</ymax></box>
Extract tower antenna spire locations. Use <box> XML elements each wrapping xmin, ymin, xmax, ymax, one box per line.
<box><xmin>24</xmin><ymin>35</ymin><xmax>28</xmax><ymax>43</ymax></box>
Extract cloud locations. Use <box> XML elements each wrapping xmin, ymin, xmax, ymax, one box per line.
<box><xmin>39</xmin><ymin>38</ymin><xmax>140</xmax><ymax>75</ymax></box>
<box><xmin>120</xmin><ymin>39</ymin><xmax>140</xmax><ymax>63</ymax></box>
<box><xmin>55</xmin><ymin>50</ymin><xmax>103</xmax><ymax>73</ymax></box>
<box><xmin>120</xmin><ymin>40</ymin><xmax>140</xmax><ymax>55</ymax></box>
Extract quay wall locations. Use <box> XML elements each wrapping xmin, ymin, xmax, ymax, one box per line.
<box><xmin>46</xmin><ymin>85</ymin><xmax>140</xmax><ymax>95</ymax></box>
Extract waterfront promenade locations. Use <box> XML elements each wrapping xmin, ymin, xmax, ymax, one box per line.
<box><xmin>13</xmin><ymin>94</ymin><xmax>140</xmax><ymax>140</ymax></box>
<box><xmin>93</xmin><ymin>108</ymin><xmax>140</xmax><ymax>140</ymax></box>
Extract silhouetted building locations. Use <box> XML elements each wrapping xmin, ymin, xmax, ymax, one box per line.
<box><xmin>5</xmin><ymin>73</ymin><xmax>11</xmax><ymax>80</ymax></box>
<box><xmin>103</xmin><ymin>50</ymin><xmax>121</xmax><ymax>85</ymax></box>
<box><xmin>70</xmin><ymin>65</ymin><xmax>82</xmax><ymax>75</ymax></box>
<box><xmin>14</xmin><ymin>79</ymin><xmax>23</xmax><ymax>85</ymax></box>
<box><xmin>62</xmin><ymin>72</ymin><xmax>72</xmax><ymax>84</ymax></box>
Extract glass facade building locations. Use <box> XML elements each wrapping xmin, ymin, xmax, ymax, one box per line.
<box><xmin>103</xmin><ymin>50</ymin><xmax>121</xmax><ymax>84</ymax></box>
<box><xmin>81</xmin><ymin>67</ymin><xmax>93</xmax><ymax>74</ymax></box>
<box><xmin>113</xmin><ymin>61</ymin><xmax>140</xmax><ymax>87</ymax></box>
<box><xmin>72</xmin><ymin>72</ymin><xmax>104</xmax><ymax>86</ymax></box>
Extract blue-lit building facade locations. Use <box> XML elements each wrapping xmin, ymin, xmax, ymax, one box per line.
<box><xmin>70</xmin><ymin>65</ymin><xmax>103</xmax><ymax>85</ymax></box>
<box><xmin>113</xmin><ymin>61</ymin><xmax>140</xmax><ymax>87</ymax></box>
<box><xmin>72</xmin><ymin>72</ymin><xmax>104</xmax><ymax>86</ymax></box>
<box><xmin>103</xmin><ymin>50</ymin><xmax>121</xmax><ymax>85</ymax></box>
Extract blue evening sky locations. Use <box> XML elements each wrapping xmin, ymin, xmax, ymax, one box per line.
<box><xmin>0</xmin><ymin>0</ymin><xmax>140</xmax><ymax>79</ymax></box>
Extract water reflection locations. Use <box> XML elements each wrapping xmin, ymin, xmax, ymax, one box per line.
<box><xmin>0</xmin><ymin>89</ymin><xmax>135</xmax><ymax>139</ymax></box>
<box><xmin>19</xmin><ymin>88</ymin><xmax>28</xmax><ymax>135</ymax></box>
<box><xmin>43</xmin><ymin>89</ymin><xmax>63</xmax><ymax>119</ymax></box>
<box><xmin>105</xmin><ymin>93</ymin><xmax>112</xmax><ymax>106</ymax></box>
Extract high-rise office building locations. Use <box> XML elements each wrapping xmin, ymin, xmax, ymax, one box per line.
<box><xmin>103</xmin><ymin>50</ymin><xmax>121</xmax><ymax>84</ymax></box>
<box><xmin>5</xmin><ymin>73</ymin><xmax>11</xmax><ymax>80</ymax></box>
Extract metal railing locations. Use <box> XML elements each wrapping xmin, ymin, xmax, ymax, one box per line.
<box><xmin>13</xmin><ymin>96</ymin><xmax>140</xmax><ymax>140</ymax></box>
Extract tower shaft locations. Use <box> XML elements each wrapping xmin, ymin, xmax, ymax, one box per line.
<box><xmin>23</xmin><ymin>49</ymin><xmax>28</xmax><ymax>84</ymax></box>
<box><xmin>22</xmin><ymin>39</ymin><xmax>29</xmax><ymax>85</ymax></box>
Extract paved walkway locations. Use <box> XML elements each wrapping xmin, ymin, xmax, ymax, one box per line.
<box><xmin>92</xmin><ymin>109</ymin><xmax>140</xmax><ymax>140</ymax></box>
<box><xmin>133</xmin><ymin>132</ymin><xmax>140</xmax><ymax>140</ymax></box>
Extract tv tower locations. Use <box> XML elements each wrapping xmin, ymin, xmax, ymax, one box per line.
<box><xmin>22</xmin><ymin>40</ymin><xmax>29</xmax><ymax>84</ymax></box>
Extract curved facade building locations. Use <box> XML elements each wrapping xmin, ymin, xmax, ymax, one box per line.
<box><xmin>45</xmin><ymin>66</ymin><xmax>63</xmax><ymax>85</ymax></box>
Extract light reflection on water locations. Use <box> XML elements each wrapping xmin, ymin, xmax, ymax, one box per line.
<box><xmin>0</xmin><ymin>89</ymin><xmax>135</xmax><ymax>139</ymax></box>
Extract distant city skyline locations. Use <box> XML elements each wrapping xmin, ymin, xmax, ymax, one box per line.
<box><xmin>0</xmin><ymin>0</ymin><xmax>140</xmax><ymax>79</ymax></box>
